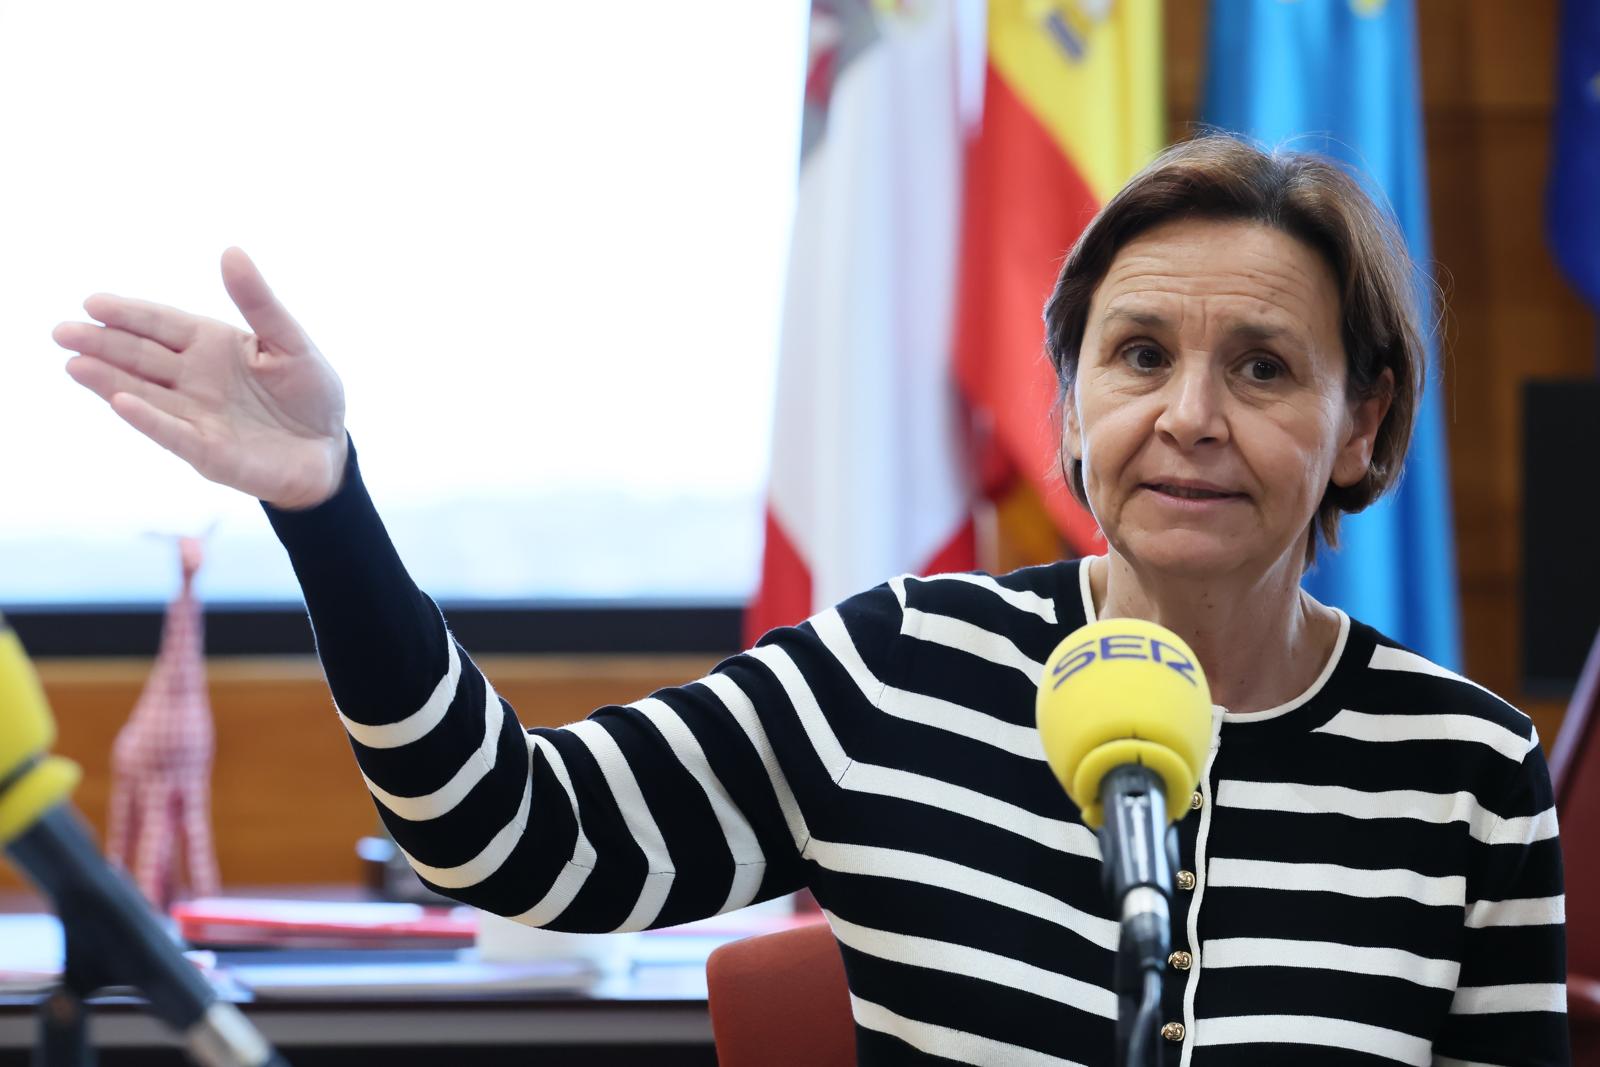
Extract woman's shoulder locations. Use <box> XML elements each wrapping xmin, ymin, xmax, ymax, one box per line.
<box><xmin>1336</xmin><ymin>618</ymin><xmax>1539</xmax><ymax>762</ymax></box>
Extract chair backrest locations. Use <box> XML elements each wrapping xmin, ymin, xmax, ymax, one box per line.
<box><xmin>1551</xmin><ymin>624</ymin><xmax>1600</xmax><ymax>979</ymax></box>
<box><xmin>705</xmin><ymin>920</ymin><xmax>855</xmax><ymax>1067</ymax></box>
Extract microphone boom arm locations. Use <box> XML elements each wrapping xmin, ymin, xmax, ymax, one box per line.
<box><xmin>1098</xmin><ymin>764</ymin><xmax>1179</xmax><ymax>1067</ymax></box>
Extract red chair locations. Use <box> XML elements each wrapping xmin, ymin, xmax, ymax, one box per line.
<box><xmin>1549</xmin><ymin>625</ymin><xmax>1600</xmax><ymax>1057</ymax></box>
<box><xmin>706</xmin><ymin>920</ymin><xmax>855</xmax><ymax>1066</ymax></box>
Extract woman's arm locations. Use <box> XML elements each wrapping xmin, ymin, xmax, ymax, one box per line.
<box><xmin>1433</xmin><ymin>739</ymin><xmax>1568</xmax><ymax>1065</ymax></box>
<box><xmin>58</xmin><ymin>251</ymin><xmax>902</xmax><ymax>932</ymax></box>
<box><xmin>265</xmin><ymin>437</ymin><xmax>902</xmax><ymax>931</ymax></box>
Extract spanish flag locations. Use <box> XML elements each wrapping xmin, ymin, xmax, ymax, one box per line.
<box><xmin>955</xmin><ymin>0</ymin><xmax>1163</xmax><ymax>562</ymax></box>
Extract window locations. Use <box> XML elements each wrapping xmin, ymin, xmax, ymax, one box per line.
<box><xmin>0</xmin><ymin>1</ymin><xmax>806</xmax><ymax>613</ymax></box>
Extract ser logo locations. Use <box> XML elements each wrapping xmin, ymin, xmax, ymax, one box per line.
<box><xmin>1049</xmin><ymin>634</ymin><xmax>1200</xmax><ymax>689</ymax></box>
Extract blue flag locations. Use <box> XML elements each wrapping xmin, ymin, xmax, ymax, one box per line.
<box><xmin>1548</xmin><ymin>0</ymin><xmax>1600</xmax><ymax>314</ymax></box>
<box><xmin>1203</xmin><ymin>0</ymin><xmax>1461</xmax><ymax>669</ymax></box>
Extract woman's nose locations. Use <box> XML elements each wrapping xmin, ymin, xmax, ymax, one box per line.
<box><xmin>1153</xmin><ymin>364</ymin><xmax>1228</xmax><ymax>450</ymax></box>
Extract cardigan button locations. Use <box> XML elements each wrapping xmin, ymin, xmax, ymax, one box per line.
<box><xmin>1167</xmin><ymin>950</ymin><xmax>1193</xmax><ymax>971</ymax></box>
<box><xmin>1190</xmin><ymin>790</ymin><xmax>1204</xmax><ymax>811</ymax></box>
<box><xmin>1176</xmin><ymin>870</ymin><xmax>1197</xmax><ymax>891</ymax></box>
<box><xmin>1161</xmin><ymin>1022</ymin><xmax>1186</xmax><ymax>1042</ymax></box>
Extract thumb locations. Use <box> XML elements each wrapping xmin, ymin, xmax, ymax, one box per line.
<box><xmin>220</xmin><ymin>247</ymin><xmax>305</xmax><ymax>350</ymax></box>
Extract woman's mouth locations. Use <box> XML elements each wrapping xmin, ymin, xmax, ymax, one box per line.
<box><xmin>1141</xmin><ymin>483</ymin><xmax>1247</xmax><ymax>503</ymax></box>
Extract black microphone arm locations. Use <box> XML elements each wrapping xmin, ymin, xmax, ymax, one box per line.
<box><xmin>5</xmin><ymin>802</ymin><xmax>290</xmax><ymax>1067</ymax></box>
<box><xmin>1097</xmin><ymin>764</ymin><xmax>1179</xmax><ymax>1067</ymax></box>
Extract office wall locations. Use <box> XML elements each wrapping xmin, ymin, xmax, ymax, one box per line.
<box><xmin>4</xmin><ymin>0</ymin><xmax>1591</xmax><ymax>892</ymax></box>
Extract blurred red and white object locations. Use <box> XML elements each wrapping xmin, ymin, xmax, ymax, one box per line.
<box><xmin>746</xmin><ymin>0</ymin><xmax>986</xmax><ymax>644</ymax></box>
<box><xmin>171</xmin><ymin>897</ymin><xmax>476</xmax><ymax>950</ymax></box>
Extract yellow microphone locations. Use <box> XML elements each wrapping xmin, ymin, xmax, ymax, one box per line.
<box><xmin>1036</xmin><ymin>618</ymin><xmax>1213</xmax><ymax>1064</ymax></box>
<box><xmin>0</xmin><ymin>613</ymin><xmax>288</xmax><ymax>1067</ymax></box>
<box><xmin>0</xmin><ymin>624</ymin><xmax>81</xmax><ymax>847</ymax></box>
<box><xmin>1036</xmin><ymin>618</ymin><xmax>1213</xmax><ymax>827</ymax></box>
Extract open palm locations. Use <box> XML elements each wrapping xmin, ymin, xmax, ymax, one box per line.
<box><xmin>55</xmin><ymin>248</ymin><xmax>348</xmax><ymax>510</ymax></box>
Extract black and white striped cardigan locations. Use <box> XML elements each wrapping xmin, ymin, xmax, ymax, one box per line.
<box><xmin>266</xmin><ymin>439</ymin><xmax>1566</xmax><ymax>1066</ymax></box>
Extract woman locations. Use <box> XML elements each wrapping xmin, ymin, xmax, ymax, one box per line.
<box><xmin>55</xmin><ymin>135</ymin><xmax>1565</xmax><ymax>1065</ymax></box>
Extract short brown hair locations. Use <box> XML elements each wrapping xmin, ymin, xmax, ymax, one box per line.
<box><xmin>1042</xmin><ymin>133</ymin><xmax>1428</xmax><ymax>565</ymax></box>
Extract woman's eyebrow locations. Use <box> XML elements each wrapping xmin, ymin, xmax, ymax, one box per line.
<box><xmin>1099</xmin><ymin>307</ymin><xmax>1170</xmax><ymax>332</ymax></box>
<box><xmin>1220</xmin><ymin>318</ymin><xmax>1308</xmax><ymax>348</ymax></box>
<box><xmin>1100</xmin><ymin>307</ymin><xmax>1303</xmax><ymax>344</ymax></box>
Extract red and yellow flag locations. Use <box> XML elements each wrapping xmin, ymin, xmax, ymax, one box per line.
<box><xmin>955</xmin><ymin>0</ymin><xmax>1163</xmax><ymax>562</ymax></box>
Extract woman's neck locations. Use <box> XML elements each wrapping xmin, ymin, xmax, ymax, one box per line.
<box><xmin>1087</xmin><ymin>553</ymin><xmax>1341</xmax><ymax>714</ymax></box>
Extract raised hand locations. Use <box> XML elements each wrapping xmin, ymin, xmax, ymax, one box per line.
<box><xmin>55</xmin><ymin>248</ymin><xmax>349</xmax><ymax>510</ymax></box>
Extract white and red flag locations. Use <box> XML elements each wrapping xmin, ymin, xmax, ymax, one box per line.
<box><xmin>746</xmin><ymin>0</ymin><xmax>980</xmax><ymax>644</ymax></box>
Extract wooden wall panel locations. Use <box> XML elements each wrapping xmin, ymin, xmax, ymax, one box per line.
<box><xmin>1418</xmin><ymin>0</ymin><xmax>1595</xmax><ymax>737</ymax></box>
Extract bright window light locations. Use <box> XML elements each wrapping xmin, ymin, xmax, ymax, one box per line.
<box><xmin>0</xmin><ymin>0</ymin><xmax>806</xmax><ymax>605</ymax></box>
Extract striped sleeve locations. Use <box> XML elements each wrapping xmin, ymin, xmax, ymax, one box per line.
<box><xmin>1433</xmin><ymin>734</ymin><xmax>1568</xmax><ymax>1066</ymax></box>
<box><xmin>264</xmin><ymin>436</ymin><xmax>900</xmax><ymax>932</ymax></box>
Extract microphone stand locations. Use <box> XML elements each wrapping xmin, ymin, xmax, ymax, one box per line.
<box><xmin>8</xmin><ymin>808</ymin><xmax>290</xmax><ymax>1067</ymax></box>
<box><xmin>1097</xmin><ymin>765</ymin><xmax>1178</xmax><ymax>1067</ymax></box>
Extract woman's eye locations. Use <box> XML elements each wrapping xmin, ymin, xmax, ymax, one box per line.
<box><xmin>1246</xmin><ymin>357</ymin><xmax>1282</xmax><ymax>382</ymax></box>
<box><xmin>1124</xmin><ymin>345</ymin><xmax>1164</xmax><ymax>371</ymax></box>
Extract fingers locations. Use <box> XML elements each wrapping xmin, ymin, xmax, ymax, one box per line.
<box><xmin>64</xmin><ymin>352</ymin><xmax>188</xmax><ymax>421</ymax></box>
<box><xmin>220</xmin><ymin>247</ymin><xmax>306</xmax><ymax>352</ymax></box>
<box><xmin>53</xmin><ymin>322</ymin><xmax>182</xmax><ymax>386</ymax></box>
<box><xmin>109</xmin><ymin>391</ymin><xmax>207</xmax><ymax>469</ymax></box>
<box><xmin>82</xmin><ymin>293</ymin><xmax>199</xmax><ymax>352</ymax></box>
<box><xmin>61</xmin><ymin>334</ymin><xmax>206</xmax><ymax>469</ymax></box>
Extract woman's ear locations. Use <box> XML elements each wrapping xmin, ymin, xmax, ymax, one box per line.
<box><xmin>1331</xmin><ymin>367</ymin><xmax>1394</xmax><ymax>488</ymax></box>
<box><xmin>1062</xmin><ymin>384</ymin><xmax>1083</xmax><ymax>464</ymax></box>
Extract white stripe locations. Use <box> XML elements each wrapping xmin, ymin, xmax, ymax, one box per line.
<box><xmin>564</xmin><ymin>719</ymin><xmax>675</xmax><ymax>932</ymax></box>
<box><xmin>1207</xmin><ymin>857</ymin><xmax>1464</xmax><ymax>908</ymax></box>
<box><xmin>1195</xmin><ymin>1013</ymin><xmax>1431</xmax><ymax>1066</ymax></box>
<box><xmin>1369</xmin><ymin>644</ymin><xmax>1516</xmax><ymax>712</ymax></box>
<box><xmin>400</xmin><ymin>774</ymin><xmax>531</xmax><ymax>890</ymax></box>
<box><xmin>917</xmin><ymin>572</ymin><xmax>1058</xmax><ymax>623</ymax></box>
<box><xmin>1464</xmin><ymin>894</ymin><xmax>1565</xmax><ymax>929</ymax></box>
<box><xmin>699</xmin><ymin>672</ymin><xmax>810</xmax><ymax>850</ymax></box>
<box><xmin>514</xmin><ymin>734</ymin><xmax>597</xmax><ymax>926</ymax></box>
<box><xmin>1201</xmin><ymin>937</ymin><xmax>1459</xmax><ymax>990</ymax></box>
<box><xmin>826</xmin><ymin>911</ymin><xmax>1116</xmax><ymax>1020</ymax></box>
<box><xmin>1450</xmin><ymin>983</ymin><xmax>1566</xmax><ymax>1015</ymax></box>
<box><xmin>903</xmin><ymin>607</ymin><xmax>1045</xmax><ymax>681</ymax></box>
<box><xmin>1313</xmin><ymin>709</ymin><xmax>1528</xmax><ymax>763</ymax></box>
<box><xmin>363</xmin><ymin>680</ymin><xmax>504</xmax><ymax>822</ymax></box>
<box><xmin>338</xmin><ymin>632</ymin><xmax>462</xmax><ymax>749</ymax></box>
<box><xmin>1215</xmin><ymin>780</ymin><xmax>1559</xmax><ymax>846</ymax></box>
<box><xmin>809</xmin><ymin>839</ymin><xmax>1116</xmax><ymax>951</ymax></box>
<box><xmin>880</xmin><ymin>686</ymin><xmax>1045</xmax><ymax>759</ymax></box>
<box><xmin>631</xmin><ymin>697</ymin><xmax>765</xmax><ymax>913</ymax></box>
<box><xmin>1078</xmin><ymin>555</ymin><xmax>1099</xmax><ymax>621</ymax></box>
<box><xmin>813</xmin><ymin>606</ymin><xmax>1044</xmax><ymax>760</ymax></box>
<box><xmin>849</xmin><ymin>993</ymin><xmax>1087</xmax><ymax>1067</ymax></box>
<box><xmin>746</xmin><ymin>644</ymin><xmax>852</xmax><ymax>780</ymax></box>
<box><xmin>1486</xmin><ymin>805</ymin><xmax>1560</xmax><ymax>847</ymax></box>
<box><xmin>810</xmin><ymin>607</ymin><xmax>888</xmax><ymax>703</ymax></box>
<box><xmin>842</xmin><ymin>762</ymin><xmax>1100</xmax><ymax>860</ymax></box>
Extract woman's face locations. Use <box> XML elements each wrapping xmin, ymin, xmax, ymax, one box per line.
<box><xmin>1064</xmin><ymin>217</ymin><xmax>1391</xmax><ymax>582</ymax></box>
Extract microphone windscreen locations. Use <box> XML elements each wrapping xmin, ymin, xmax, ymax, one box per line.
<box><xmin>1036</xmin><ymin>619</ymin><xmax>1213</xmax><ymax>828</ymax></box>
<box><xmin>0</xmin><ymin>618</ymin><xmax>80</xmax><ymax>846</ymax></box>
